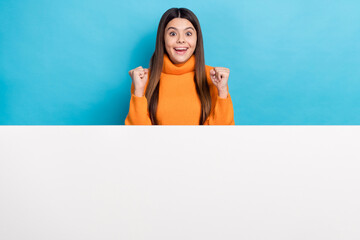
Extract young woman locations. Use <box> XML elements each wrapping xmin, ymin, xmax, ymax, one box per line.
<box><xmin>125</xmin><ymin>8</ymin><xmax>235</xmax><ymax>125</ymax></box>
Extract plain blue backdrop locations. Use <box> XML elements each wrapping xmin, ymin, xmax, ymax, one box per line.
<box><xmin>1</xmin><ymin>0</ymin><xmax>359</xmax><ymax>125</ymax></box>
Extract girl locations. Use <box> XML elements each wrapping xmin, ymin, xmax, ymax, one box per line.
<box><xmin>125</xmin><ymin>8</ymin><xmax>235</xmax><ymax>125</ymax></box>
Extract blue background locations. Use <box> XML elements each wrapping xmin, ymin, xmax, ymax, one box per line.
<box><xmin>1</xmin><ymin>0</ymin><xmax>359</xmax><ymax>125</ymax></box>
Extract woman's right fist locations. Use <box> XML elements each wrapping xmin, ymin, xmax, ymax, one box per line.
<box><xmin>128</xmin><ymin>66</ymin><xmax>149</xmax><ymax>92</ymax></box>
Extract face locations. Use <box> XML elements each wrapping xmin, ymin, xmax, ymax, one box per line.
<box><xmin>164</xmin><ymin>18</ymin><xmax>197</xmax><ymax>64</ymax></box>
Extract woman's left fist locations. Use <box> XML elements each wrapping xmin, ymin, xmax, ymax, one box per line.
<box><xmin>210</xmin><ymin>67</ymin><xmax>230</xmax><ymax>92</ymax></box>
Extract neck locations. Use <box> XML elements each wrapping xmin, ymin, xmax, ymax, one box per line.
<box><xmin>162</xmin><ymin>53</ymin><xmax>196</xmax><ymax>75</ymax></box>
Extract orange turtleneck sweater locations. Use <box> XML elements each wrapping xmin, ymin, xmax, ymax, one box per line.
<box><xmin>125</xmin><ymin>53</ymin><xmax>235</xmax><ymax>125</ymax></box>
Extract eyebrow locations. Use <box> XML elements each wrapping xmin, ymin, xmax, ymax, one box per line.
<box><xmin>166</xmin><ymin>27</ymin><xmax>195</xmax><ymax>31</ymax></box>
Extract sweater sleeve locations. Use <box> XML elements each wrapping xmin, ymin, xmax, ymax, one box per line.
<box><xmin>124</xmin><ymin>81</ymin><xmax>152</xmax><ymax>125</ymax></box>
<box><xmin>203</xmin><ymin>65</ymin><xmax>235</xmax><ymax>125</ymax></box>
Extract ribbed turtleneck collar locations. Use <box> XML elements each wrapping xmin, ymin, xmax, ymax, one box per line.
<box><xmin>162</xmin><ymin>53</ymin><xmax>195</xmax><ymax>75</ymax></box>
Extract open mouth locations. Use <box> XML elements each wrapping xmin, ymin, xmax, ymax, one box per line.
<box><xmin>174</xmin><ymin>48</ymin><xmax>188</xmax><ymax>55</ymax></box>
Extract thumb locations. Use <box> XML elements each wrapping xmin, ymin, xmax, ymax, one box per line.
<box><xmin>210</xmin><ymin>69</ymin><xmax>215</xmax><ymax>75</ymax></box>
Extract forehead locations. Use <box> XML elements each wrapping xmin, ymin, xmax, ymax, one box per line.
<box><xmin>165</xmin><ymin>18</ymin><xmax>195</xmax><ymax>30</ymax></box>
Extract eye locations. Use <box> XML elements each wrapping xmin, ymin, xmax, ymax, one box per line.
<box><xmin>169</xmin><ymin>31</ymin><xmax>193</xmax><ymax>36</ymax></box>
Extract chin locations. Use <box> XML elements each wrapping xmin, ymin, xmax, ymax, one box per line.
<box><xmin>171</xmin><ymin>53</ymin><xmax>191</xmax><ymax>64</ymax></box>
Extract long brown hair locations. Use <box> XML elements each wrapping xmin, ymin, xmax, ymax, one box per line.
<box><xmin>145</xmin><ymin>8</ymin><xmax>212</xmax><ymax>125</ymax></box>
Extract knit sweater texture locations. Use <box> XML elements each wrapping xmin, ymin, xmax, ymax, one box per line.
<box><xmin>125</xmin><ymin>53</ymin><xmax>235</xmax><ymax>125</ymax></box>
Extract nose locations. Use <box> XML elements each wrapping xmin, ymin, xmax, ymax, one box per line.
<box><xmin>177</xmin><ymin>34</ymin><xmax>185</xmax><ymax>43</ymax></box>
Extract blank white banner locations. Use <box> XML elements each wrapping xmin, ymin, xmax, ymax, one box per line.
<box><xmin>0</xmin><ymin>126</ymin><xmax>359</xmax><ymax>240</ymax></box>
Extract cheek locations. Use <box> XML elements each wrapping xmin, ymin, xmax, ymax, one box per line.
<box><xmin>165</xmin><ymin>38</ymin><xmax>175</xmax><ymax>48</ymax></box>
<box><xmin>190</xmin><ymin>38</ymin><xmax>197</xmax><ymax>48</ymax></box>
<box><xmin>164</xmin><ymin>36</ymin><xmax>170</xmax><ymax>46</ymax></box>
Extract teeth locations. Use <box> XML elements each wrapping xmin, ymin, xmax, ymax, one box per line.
<box><xmin>175</xmin><ymin>48</ymin><xmax>187</xmax><ymax>50</ymax></box>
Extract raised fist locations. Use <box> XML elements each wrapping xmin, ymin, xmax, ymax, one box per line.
<box><xmin>209</xmin><ymin>67</ymin><xmax>230</xmax><ymax>93</ymax></box>
<box><xmin>128</xmin><ymin>66</ymin><xmax>149</xmax><ymax>96</ymax></box>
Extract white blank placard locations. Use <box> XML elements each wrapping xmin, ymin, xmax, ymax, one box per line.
<box><xmin>0</xmin><ymin>126</ymin><xmax>359</xmax><ymax>240</ymax></box>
